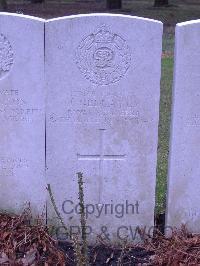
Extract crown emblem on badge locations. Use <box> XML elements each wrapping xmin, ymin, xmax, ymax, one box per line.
<box><xmin>94</xmin><ymin>25</ymin><xmax>114</xmax><ymax>43</ymax></box>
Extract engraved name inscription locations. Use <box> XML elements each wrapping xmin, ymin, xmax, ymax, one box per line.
<box><xmin>0</xmin><ymin>89</ymin><xmax>42</xmax><ymax>122</ymax></box>
<box><xmin>0</xmin><ymin>157</ymin><xmax>29</xmax><ymax>176</ymax></box>
<box><xmin>49</xmin><ymin>89</ymin><xmax>147</xmax><ymax>125</ymax></box>
<box><xmin>183</xmin><ymin>209</ymin><xmax>200</xmax><ymax>220</ymax></box>
<box><xmin>186</xmin><ymin>114</ymin><xmax>200</xmax><ymax>126</ymax></box>
<box><xmin>0</xmin><ymin>34</ymin><xmax>14</xmax><ymax>79</ymax></box>
<box><xmin>76</xmin><ymin>25</ymin><xmax>131</xmax><ymax>85</ymax></box>
<box><xmin>50</xmin><ymin>108</ymin><xmax>140</xmax><ymax>124</ymax></box>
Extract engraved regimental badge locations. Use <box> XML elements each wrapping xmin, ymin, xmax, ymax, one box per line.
<box><xmin>76</xmin><ymin>25</ymin><xmax>131</xmax><ymax>85</ymax></box>
<box><xmin>0</xmin><ymin>34</ymin><xmax>14</xmax><ymax>79</ymax></box>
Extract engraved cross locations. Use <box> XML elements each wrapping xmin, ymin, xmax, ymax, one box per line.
<box><xmin>77</xmin><ymin>129</ymin><xmax>126</xmax><ymax>202</ymax></box>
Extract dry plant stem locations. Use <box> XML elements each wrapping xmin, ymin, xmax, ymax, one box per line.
<box><xmin>72</xmin><ymin>234</ymin><xmax>85</xmax><ymax>266</ymax></box>
<box><xmin>47</xmin><ymin>184</ymin><xmax>69</xmax><ymax>235</ymax></box>
<box><xmin>47</xmin><ymin>182</ymin><xmax>87</xmax><ymax>265</ymax></box>
<box><xmin>77</xmin><ymin>172</ymin><xmax>89</xmax><ymax>265</ymax></box>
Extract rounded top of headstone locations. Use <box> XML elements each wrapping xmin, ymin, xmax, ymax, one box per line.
<box><xmin>0</xmin><ymin>33</ymin><xmax>14</xmax><ymax>79</ymax></box>
<box><xmin>176</xmin><ymin>19</ymin><xmax>200</xmax><ymax>27</ymax></box>
<box><xmin>46</xmin><ymin>13</ymin><xmax>163</xmax><ymax>26</ymax></box>
<box><xmin>0</xmin><ymin>12</ymin><xmax>45</xmax><ymax>22</ymax></box>
<box><xmin>75</xmin><ymin>24</ymin><xmax>131</xmax><ymax>85</ymax></box>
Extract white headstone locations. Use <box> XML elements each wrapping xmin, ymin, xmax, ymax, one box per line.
<box><xmin>166</xmin><ymin>20</ymin><xmax>200</xmax><ymax>232</ymax></box>
<box><xmin>46</xmin><ymin>14</ymin><xmax>163</xmax><ymax>243</ymax></box>
<box><xmin>0</xmin><ymin>13</ymin><xmax>46</xmax><ymax>216</ymax></box>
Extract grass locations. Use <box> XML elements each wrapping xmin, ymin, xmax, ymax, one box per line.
<box><xmin>156</xmin><ymin>56</ymin><xmax>173</xmax><ymax>214</ymax></box>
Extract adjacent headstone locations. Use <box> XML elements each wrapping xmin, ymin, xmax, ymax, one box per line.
<box><xmin>166</xmin><ymin>20</ymin><xmax>200</xmax><ymax>232</ymax></box>
<box><xmin>46</xmin><ymin>14</ymin><xmax>163</xmax><ymax>243</ymax></box>
<box><xmin>0</xmin><ymin>13</ymin><xmax>46</xmax><ymax>215</ymax></box>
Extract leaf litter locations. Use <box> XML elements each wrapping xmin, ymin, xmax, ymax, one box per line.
<box><xmin>1</xmin><ymin>209</ymin><xmax>200</xmax><ymax>265</ymax></box>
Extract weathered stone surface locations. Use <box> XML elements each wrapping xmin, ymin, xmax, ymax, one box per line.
<box><xmin>166</xmin><ymin>20</ymin><xmax>200</xmax><ymax>233</ymax></box>
<box><xmin>46</xmin><ymin>14</ymin><xmax>163</xmax><ymax>243</ymax></box>
<box><xmin>0</xmin><ymin>13</ymin><xmax>46</xmax><ymax>215</ymax></box>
